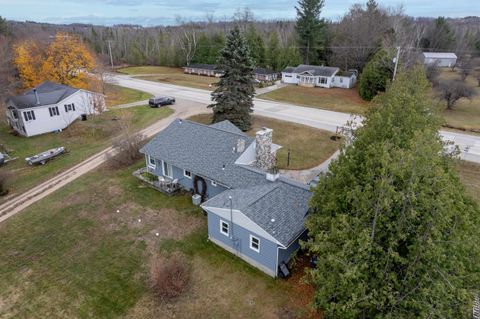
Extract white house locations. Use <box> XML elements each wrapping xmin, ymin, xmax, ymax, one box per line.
<box><xmin>281</xmin><ymin>64</ymin><xmax>357</xmax><ymax>89</ymax></box>
<box><xmin>421</xmin><ymin>52</ymin><xmax>457</xmax><ymax>68</ymax></box>
<box><xmin>5</xmin><ymin>81</ymin><xmax>105</xmax><ymax>137</ymax></box>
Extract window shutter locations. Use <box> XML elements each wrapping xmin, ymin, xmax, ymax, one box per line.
<box><xmin>32</xmin><ymin>111</ymin><xmax>35</xmax><ymax>120</ymax></box>
<box><xmin>72</xmin><ymin>103</ymin><xmax>75</xmax><ymax>111</ymax></box>
<box><xmin>65</xmin><ymin>105</ymin><xmax>68</xmax><ymax>112</ymax></box>
<box><xmin>23</xmin><ymin>112</ymin><xmax>28</xmax><ymax>121</ymax></box>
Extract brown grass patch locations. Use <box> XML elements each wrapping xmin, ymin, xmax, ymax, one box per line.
<box><xmin>149</xmin><ymin>253</ymin><xmax>191</xmax><ymax>301</ymax></box>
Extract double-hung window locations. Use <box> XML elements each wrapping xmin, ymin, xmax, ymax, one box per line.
<box><xmin>64</xmin><ymin>103</ymin><xmax>76</xmax><ymax>112</ymax></box>
<box><xmin>184</xmin><ymin>170</ymin><xmax>192</xmax><ymax>179</ymax></box>
<box><xmin>162</xmin><ymin>161</ymin><xmax>172</xmax><ymax>178</ymax></box>
<box><xmin>147</xmin><ymin>155</ymin><xmax>156</xmax><ymax>168</ymax></box>
<box><xmin>220</xmin><ymin>220</ymin><xmax>229</xmax><ymax>236</ymax></box>
<box><xmin>250</xmin><ymin>235</ymin><xmax>260</xmax><ymax>252</ymax></box>
<box><xmin>23</xmin><ymin>110</ymin><xmax>36</xmax><ymax>121</ymax></box>
<box><xmin>49</xmin><ymin>106</ymin><xmax>60</xmax><ymax>117</ymax></box>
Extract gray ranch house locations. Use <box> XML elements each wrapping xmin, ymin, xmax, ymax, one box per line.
<box><xmin>183</xmin><ymin>64</ymin><xmax>279</xmax><ymax>82</ymax></box>
<box><xmin>140</xmin><ymin>119</ymin><xmax>311</xmax><ymax>277</ymax></box>
<box><xmin>281</xmin><ymin>64</ymin><xmax>357</xmax><ymax>89</ymax></box>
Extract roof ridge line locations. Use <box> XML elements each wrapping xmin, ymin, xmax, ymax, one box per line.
<box><xmin>180</xmin><ymin>119</ymin><xmax>249</xmax><ymax>138</ymax></box>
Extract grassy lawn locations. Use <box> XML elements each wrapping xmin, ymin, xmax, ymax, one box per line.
<box><xmin>433</xmin><ymin>69</ymin><xmax>480</xmax><ymax>132</ymax></box>
<box><xmin>104</xmin><ymin>84</ymin><xmax>152</xmax><ymax>107</ymax></box>
<box><xmin>187</xmin><ymin>114</ymin><xmax>340</xmax><ymax>170</ymax></box>
<box><xmin>258</xmin><ymin>85</ymin><xmax>370</xmax><ymax>114</ymax></box>
<box><xmin>118</xmin><ymin>66</ymin><xmax>217</xmax><ymax>91</ymax></box>
<box><xmin>0</xmin><ymin>106</ymin><xmax>173</xmax><ymax>202</ymax></box>
<box><xmin>0</xmin><ymin>163</ymin><xmax>313</xmax><ymax>318</ymax></box>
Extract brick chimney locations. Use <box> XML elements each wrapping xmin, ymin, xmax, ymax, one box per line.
<box><xmin>255</xmin><ymin>127</ymin><xmax>276</xmax><ymax>171</ymax></box>
<box><xmin>236</xmin><ymin>138</ymin><xmax>246</xmax><ymax>153</ymax></box>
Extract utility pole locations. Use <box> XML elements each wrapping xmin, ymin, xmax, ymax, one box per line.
<box><xmin>106</xmin><ymin>40</ymin><xmax>114</xmax><ymax>69</ymax></box>
<box><xmin>392</xmin><ymin>46</ymin><xmax>401</xmax><ymax>81</ymax></box>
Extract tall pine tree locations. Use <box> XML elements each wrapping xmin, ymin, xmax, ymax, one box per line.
<box><xmin>295</xmin><ymin>0</ymin><xmax>327</xmax><ymax>64</ymax></box>
<box><xmin>305</xmin><ymin>67</ymin><xmax>480</xmax><ymax>318</ymax></box>
<box><xmin>208</xmin><ymin>26</ymin><xmax>255</xmax><ymax>131</ymax></box>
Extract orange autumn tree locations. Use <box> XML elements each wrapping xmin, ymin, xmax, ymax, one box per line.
<box><xmin>14</xmin><ymin>32</ymin><xmax>96</xmax><ymax>90</ymax></box>
<box><xmin>13</xmin><ymin>39</ymin><xmax>43</xmax><ymax>89</ymax></box>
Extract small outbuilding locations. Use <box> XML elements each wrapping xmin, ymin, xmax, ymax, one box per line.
<box><xmin>421</xmin><ymin>52</ymin><xmax>457</xmax><ymax>68</ymax></box>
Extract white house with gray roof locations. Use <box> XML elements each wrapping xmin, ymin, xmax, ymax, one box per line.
<box><xmin>140</xmin><ymin>119</ymin><xmax>311</xmax><ymax>277</ymax></box>
<box><xmin>5</xmin><ymin>81</ymin><xmax>105</xmax><ymax>137</ymax></box>
<box><xmin>282</xmin><ymin>64</ymin><xmax>357</xmax><ymax>89</ymax></box>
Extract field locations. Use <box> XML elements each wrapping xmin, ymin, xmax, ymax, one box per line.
<box><xmin>187</xmin><ymin>114</ymin><xmax>341</xmax><ymax>170</ymax></box>
<box><xmin>0</xmin><ymin>163</ymin><xmax>316</xmax><ymax>318</ymax></box>
<box><xmin>434</xmin><ymin>69</ymin><xmax>480</xmax><ymax>132</ymax></box>
<box><xmin>455</xmin><ymin>160</ymin><xmax>480</xmax><ymax>199</ymax></box>
<box><xmin>105</xmin><ymin>84</ymin><xmax>152</xmax><ymax>107</ymax></box>
<box><xmin>0</xmin><ymin>106</ymin><xmax>173</xmax><ymax>202</ymax></box>
<box><xmin>117</xmin><ymin>66</ymin><xmax>217</xmax><ymax>91</ymax></box>
<box><xmin>258</xmin><ymin>85</ymin><xmax>370</xmax><ymax>114</ymax></box>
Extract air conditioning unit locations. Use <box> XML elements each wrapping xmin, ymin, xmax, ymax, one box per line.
<box><xmin>192</xmin><ymin>194</ymin><xmax>202</xmax><ymax>206</ymax></box>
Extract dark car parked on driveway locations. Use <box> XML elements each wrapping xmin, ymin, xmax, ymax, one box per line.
<box><xmin>149</xmin><ymin>96</ymin><xmax>175</xmax><ymax>107</ymax></box>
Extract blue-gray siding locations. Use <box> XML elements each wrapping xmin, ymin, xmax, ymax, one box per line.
<box><xmin>278</xmin><ymin>231</ymin><xmax>307</xmax><ymax>266</ymax></box>
<box><xmin>146</xmin><ymin>156</ymin><xmax>227</xmax><ymax>199</ymax></box>
<box><xmin>207</xmin><ymin>211</ymin><xmax>279</xmax><ymax>275</ymax></box>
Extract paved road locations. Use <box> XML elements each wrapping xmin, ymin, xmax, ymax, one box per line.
<box><xmin>0</xmin><ymin>99</ymin><xmax>208</xmax><ymax>223</ymax></box>
<box><xmin>111</xmin><ymin>74</ymin><xmax>480</xmax><ymax>164</ymax></box>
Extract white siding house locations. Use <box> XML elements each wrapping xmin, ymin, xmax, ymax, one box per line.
<box><xmin>422</xmin><ymin>52</ymin><xmax>457</xmax><ymax>68</ymax></box>
<box><xmin>281</xmin><ymin>64</ymin><xmax>357</xmax><ymax>89</ymax></box>
<box><xmin>5</xmin><ymin>81</ymin><xmax>105</xmax><ymax>137</ymax></box>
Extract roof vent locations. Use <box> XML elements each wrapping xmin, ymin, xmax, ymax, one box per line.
<box><xmin>33</xmin><ymin>88</ymin><xmax>40</xmax><ymax>105</ymax></box>
<box><xmin>222</xmin><ymin>164</ymin><xmax>225</xmax><ymax>170</ymax></box>
<box><xmin>271</xmin><ymin>218</ymin><xmax>275</xmax><ymax>222</ymax></box>
<box><xmin>178</xmin><ymin>119</ymin><xmax>183</xmax><ymax>124</ymax></box>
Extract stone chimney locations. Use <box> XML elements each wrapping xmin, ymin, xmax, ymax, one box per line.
<box><xmin>255</xmin><ymin>127</ymin><xmax>276</xmax><ymax>171</ymax></box>
<box><xmin>33</xmin><ymin>88</ymin><xmax>40</xmax><ymax>105</ymax></box>
<box><xmin>236</xmin><ymin>138</ymin><xmax>246</xmax><ymax>153</ymax></box>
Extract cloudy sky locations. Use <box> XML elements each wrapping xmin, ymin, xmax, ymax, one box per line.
<box><xmin>0</xmin><ymin>0</ymin><xmax>477</xmax><ymax>26</ymax></box>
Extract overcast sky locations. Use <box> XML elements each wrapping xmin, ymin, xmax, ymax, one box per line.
<box><xmin>0</xmin><ymin>0</ymin><xmax>477</xmax><ymax>26</ymax></box>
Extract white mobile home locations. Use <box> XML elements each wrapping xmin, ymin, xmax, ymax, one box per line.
<box><xmin>421</xmin><ymin>52</ymin><xmax>457</xmax><ymax>68</ymax></box>
<box><xmin>5</xmin><ymin>81</ymin><xmax>105</xmax><ymax>137</ymax></box>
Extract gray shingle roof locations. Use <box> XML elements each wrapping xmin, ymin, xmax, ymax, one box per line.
<box><xmin>422</xmin><ymin>52</ymin><xmax>457</xmax><ymax>59</ymax></box>
<box><xmin>140</xmin><ymin>119</ymin><xmax>268</xmax><ymax>188</ymax></box>
<box><xmin>8</xmin><ymin>81</ymin><xmax>79</xmax><ymax>109</ymax></box>
<box><xmin>209</xmin><ymin>120</ymin><xmax>244</xmax><ymax>134</ymax></box>
<box><xmin>184</xmin><ymin>64</ymin><xmax>217</xmax><ymax>70</ymax></box>
<box><xmin>283</xmin><ymin>64</ymin><xmax>339</xmax><ymax>77</ymax></box>
<box><xmin>202</xmin><ymin>179</ymin><xmax>311</xmax><ymax>247</ymax></box>
<box><xmin>282</xmin><ymin>66</ymin><xmax>295</xmax><ymax>73</ymax></box>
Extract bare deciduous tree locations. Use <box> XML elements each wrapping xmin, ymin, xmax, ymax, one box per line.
<box><xmin>175</xmin><ymin>17</ymin><xmax>198</xmax><ymax>66</ymax></box>
<box><xmin>437</xmin><ymin>80</ymin><xmax>476</xmax><ymax>110</ymax></box>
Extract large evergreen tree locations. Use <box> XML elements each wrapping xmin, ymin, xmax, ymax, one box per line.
<box><xmin>305</xmin><ymin>68</ymin><xmax>480</xmax><ymax>318</ymax></box>
<box><xmin>295</xmin><ymin>0</ymin><xmax>327</xmax><ymax>64</ymax></box>
<box><xmin>208</xmin><ymin>26</ymin><xmax>255</xmax><ymax>131</ymax></box>
<box><xmin>358</xmin><ymin>49</ymin><xmax>394</xmax><ymax>101</ymax></box>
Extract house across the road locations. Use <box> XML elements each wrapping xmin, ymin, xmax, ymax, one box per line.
<box><xmin>421</xmin><ymin>52</ymin><xmax>457</xmax><ymax>68</ymax></box>
<box><xmin>5</xmin><ymin>81</ymin><xmax>105</xmax><ymax>137</ymax></box>
<box><xmin>281</xmin><ymin>64</ymin><xmax>357</xmax><ymax>89</ymax></box>
<box><xmin>140</xmin><ymin>119</ymin><xmax>311</xmax><ymax>277</ymax></box>
<box><xmin>183</xmin><ymin>64</ymin><xmax>279</xmax><ymax>82</ymax></box>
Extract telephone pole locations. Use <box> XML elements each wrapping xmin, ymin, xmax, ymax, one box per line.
<box><xmin>392</xmin><ymin>46</ymin><xmax>401</xmax><ymax>81</ymax></box>
<box><xmin>106</xmin><ymin>40</ymin><xmax>114</xmax><ymax>69</ymax></box>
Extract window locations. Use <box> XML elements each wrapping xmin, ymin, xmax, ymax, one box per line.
<box><xmin>319</xmin><ymin>77</ymin><xmax>327</xmax><ymax>84</ymax></box>
<box><xmin>250</xmin><ymin>235</ymin><xmax>260</xmax><ymax>252</ymax></box>
<box><xmin>211</xmin><ymin>180</ymin><xmax>217</xmax><ymax>187</ymax></box>
<box><xmin>147</xmin><ymin>155</ymin><xmax>156</xmax><ymax>168</ymax></box>
<box><xmin>339</xmin><ymin>78</ymin><xmax>343</xmax><ymax>83</ymax></box>
<box><xmin>220</xmin><ymin>220</ymin><xmax>229</xmax><ymax>236</ymax></box>
<box><xmin>64</xmin><ymin>103</ymin><xmax>76</xmax><ymax>112</ymax></box>
<box><xmin>23</xmin><ymin>110</ymin><xmax>36</xmax><ymax>121</ymax></box>
<box><xmin>162</xmin><ymin>161</ymin><xmax>172</xmax><ymax>178</ymax></box>
<box><xmin>184</xmin><ymin>170</ymin><xmax>192</xmax><ymax>179</ymax></box>
<box><xmin>49</xmin><ymin>106</ymin><xmax>60</xmax><ymax>117</ymax></box>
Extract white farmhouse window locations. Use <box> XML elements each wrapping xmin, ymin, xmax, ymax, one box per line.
<box><xmin>147</xmin><ymin>156</ymin><xmax>156</xmax><ymax>168</ymax></box>
<box><xmin>23</xmin><ymin>110</ymin><xmax>36</xmax><ymax>121</ymax></box>
<box><xmin>250</xmin><ymin>235</ymin><xmax>260</xmax><ymax>252</ymax></box>
<box><xmin>49</xmin><ymin>106</ymin><xmax>60</xmax><ymax>117</ymax></box>
<box><xmin>162</xmin><ymin>161</ymin><xmax>172</xmax><ymax>178</ymax></box>
<box><xmin>64</xmin><ymin>103</ymin><xmax>76</xmax><ymax>112</ymax></box>
<box><xmin>220</xmin><ymin>220</ymin><xmax>229</xmax><ymax>236</ymax></box>
<box><xmin>184</xmin><ymin>170</ymin><xmax>192</xmax><ymax>179</ymax></box>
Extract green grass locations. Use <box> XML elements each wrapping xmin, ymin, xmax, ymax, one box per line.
<box><xmin>0</xmin><ymin>163</ymin><xmax>308</xmax><ymax>318</ymax></box>
<box><xmin>258</xmin><ymin>85</ymin><xmax>370</xmax><ymax>114</ymax></box>
<box><xmin>187</xmin><ymin>114</ymin><xmax>340</xmax><ymax>170</ymax></box>
<box><xmin>0</xmin><ymin>106</ymin><xmax>173</xmax><ymax>202</ymax></box>
<box><xmin>104</xmin><ymin>84</ymin><xmax>152</xmax><ymax>107</ymax></box>
<box><xmin>117</xmin><ymin>66</ymin><xmax>217</xmax><ymax>91</ymax></box>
